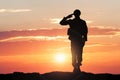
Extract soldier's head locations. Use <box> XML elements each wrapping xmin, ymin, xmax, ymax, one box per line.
<box><xmin>73</xmin><ymin>9</ymin><xmax>81</xmax><ymax>18</ymax></box>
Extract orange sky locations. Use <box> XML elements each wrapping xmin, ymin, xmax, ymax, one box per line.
<box><xmin>0</xmin><ymin>27</ymin><xmax>120</xmax><ymax>74</ymax></box>
<box><xmin>0</xmin><ymin>0</ymin><xmax>120</xmax><ymax>74</ymax></box>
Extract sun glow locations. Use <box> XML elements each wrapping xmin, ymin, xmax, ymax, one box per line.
<box><xmin>55</xmin><ymin>53</ymin><xmax>66</xmax><ymax>63</ymax></box>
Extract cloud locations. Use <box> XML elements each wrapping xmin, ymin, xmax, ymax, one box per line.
<box><xmin>86</xmin><ymin>20</ymin><xmax>93</xmax><ymax>24</ymax></box>
<box><xmin>0</xmin><ymin>9</ymin><xmax>32</xmax><ymax>13</ymax></box>
<box><xmin>50</xmin><ymin>18</ymin><xmax>93</xmax><ymax>24</ymax></box>
<box><xmin>50</xmin><ymin>18</ymin><xmax>62</xmax><ymax>24</ymax></box>
<box><xmin>0</xmin><ymin>27</ymin><xmax>120</xmax><ymax>42</ymax></box>
<box><xmin>114</xmin><ymin>32</ymin><xmax>120</xmax><ymax>36</ymax></box>
<box><xmin>0</xmin><ymin>36</ymin><xmax>67</xmax><ymax>42</ymax></box>
<box><xmin>0</xmin><ymin>28</ymin><xmax>67</xmax><ymax>40</ymax></box>
<box><xmin>0</xmin><ymin>27</ymin><xmax>120</xmax><ymax>56</ymax></box>
<box><xmin>0</xmin><ymin>9</ymin><xmax>6</xmax><ymax>12</ymax></box>
<box><xmin>89</xmin><ymin>26</ymin><xmax>120</xmax><ymax>36</ymax></box>
<box><xmin>86</xmin><ymin>43</ymin><xmax>113</xmax><ymax>47</ymax></box>
<box><xmin>0</xmin><ymin>28</ymin><xmax>68</xmax><ymax>42</ymax></box>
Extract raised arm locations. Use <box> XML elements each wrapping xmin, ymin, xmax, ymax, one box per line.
<box><xmin>60</xmin><ymin>17</ymin><xmax>68</xmax><ymax>25</ymax></box>
<box><xmin>60</xmin><ymin>14</ymin><xmax>73</xmax><ymax>25</ymax></box>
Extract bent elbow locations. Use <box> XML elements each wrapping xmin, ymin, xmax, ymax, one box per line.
<box><xmin>59</xmin><ymin>21</ymin><xmax>63</xmax><ymax>25</ymax></box>
<box><xmin>60</xmin><ymin>21</ymin><xmax>68</xmax><ymax>25</ymax></box>
<box><xmin>59</xmin><ymin>21</ymin><xmax>65</xmax><ymax>25</ymax></box>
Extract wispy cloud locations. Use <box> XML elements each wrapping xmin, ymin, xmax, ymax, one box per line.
<box><xmin>0</xmin><ymin>27</ymin><xmax>120</xmax><ymax>42</ymax></box>
<box><xmin>0</xmin><ymin>28</ymin><xmax>67</xmax><ymax>40</ymax></box>
<box><xmin>89</xmin><ymin>26</ymin><xmax>120</xmax><ymax>36</ymax></box>
<box><xmin>86</xmin><ymin>20</ymin><xmax>93</xmax><ymax>24</ymax></box>
<box><xmin>0</xmin><ymin>36</ymin><xmax>67</xmax><ymax>42</ymax></box>
<box><xmin>50</xmin><ymin>18</ymin><xmax>93</xmax><ymax>24</ymax></box>
<box><xmin>50</xmin><ymin>18</ymin><xmax>62</xmax><ymax>24</ymax></box>
<box><xmin>86</xmin><ymin>44</ymin><xmax>113</xmax><ymax>47</ymax></box>
<box><xmin>0</xmin><ymin>9</ymin><xmax>32</xmax><ymax>13</ymax></box>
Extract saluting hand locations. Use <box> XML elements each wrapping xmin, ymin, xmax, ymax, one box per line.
<box><xmin>66</xmin><ymin>14</ymin><xmax>73</xmax><ymax>18</ymax></box>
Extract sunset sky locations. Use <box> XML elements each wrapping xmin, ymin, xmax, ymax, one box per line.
<box><xmin>0</xmin><ymin>0</ymin><xmax>120</xmax><ymax>74</ymax></box>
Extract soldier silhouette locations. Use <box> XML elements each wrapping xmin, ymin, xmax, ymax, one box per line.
<box><xmin>60</xmin><ymin>9</ymin><xmax>88</xmax><ymax>73</ymax></box>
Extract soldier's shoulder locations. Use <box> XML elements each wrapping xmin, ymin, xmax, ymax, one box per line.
<box><xmin>80</xmin><ymin>19</ymin><xmax>85</xmax><ymax>21</ymax></box>
<box><xmin>80</xmin><ymin>19</ymin><xmax>86</xmax><ymax>23</ymax></box>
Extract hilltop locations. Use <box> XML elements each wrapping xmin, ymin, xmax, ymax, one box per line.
<box><xmin>0</xmin><ymin>71</ymin><xmax>120</xmax><ymax>80</ymax></box>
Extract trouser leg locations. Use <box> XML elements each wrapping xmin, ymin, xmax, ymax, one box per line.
<box><xmin>71</xmin><ymin>40</ymin><xmax>85</xmax><ymax>72</ymax></box>
<box><xmin>77</xmin><ymin>41</ymin><xmax>85</xmax><ymax>66</ymax></box>
<box><xmin>77</xmin><ymin>46</ymin><xmax>83</xmax><ymax>66</ymax></box>
<box><xmin>71</xmin><ymin>45</ymin><xmax>76</xmax><ymax>67</ymax></box>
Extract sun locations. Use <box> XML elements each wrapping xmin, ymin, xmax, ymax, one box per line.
<box><xmin>55</xmin><ymin>53</ymin><xmax>66</xmax><ymax>63</ymax></box>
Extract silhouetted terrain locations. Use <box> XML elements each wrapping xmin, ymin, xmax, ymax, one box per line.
<box><xmin>0</xmin><ymin>71</ymin><xmax>120</xmax><ymax>80</ymax></box>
